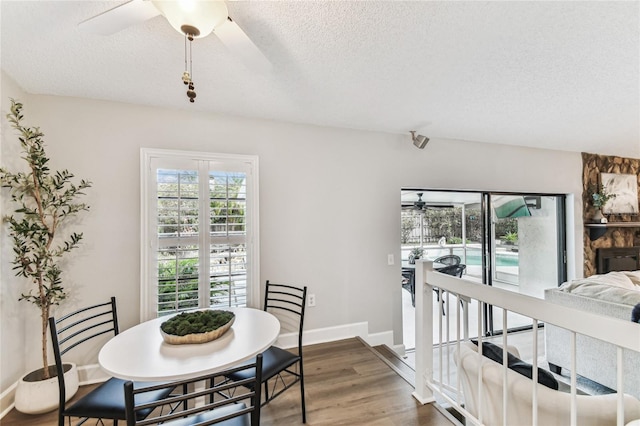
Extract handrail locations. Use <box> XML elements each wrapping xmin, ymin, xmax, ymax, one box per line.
<box><xmin>412</xmin><ymin>260</ymin><xmax>640</xmax><ymax>426</ymax></box>
<box><xmin>427</xmin><ymin>267</ymin><xmax>639</xmax><ymax>351</ymax></box>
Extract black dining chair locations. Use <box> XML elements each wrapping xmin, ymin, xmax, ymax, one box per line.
<box><xmin>49</xmin><ymin>297</ymin><xmax>175</xmax><ymax>426</ymax></box>
<box><xmin>125</xmin><ymin>354</ymin><xmax>263</xmax><ymax>426</ymax></box>
<box><xmin>226</xmin><ymin>281</ymin><xmax>308</xmax><ymax>423</ymax></box>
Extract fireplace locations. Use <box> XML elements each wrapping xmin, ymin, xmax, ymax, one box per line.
<box><xmin>596</xmin><ymin>246</ymin><xmax>640</xmax><ymax>274</ymax></box>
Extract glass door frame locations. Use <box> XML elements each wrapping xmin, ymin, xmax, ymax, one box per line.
<box><xmin>482</xmin><ymin>191</ymin><xmax>567</xmax><ymax>336</ymax></box>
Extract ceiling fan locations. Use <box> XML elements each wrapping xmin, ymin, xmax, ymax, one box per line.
<box><xmin>408</xmin><ymin>193</ymin><xmax>454</xmax><ymax>211</ymax></box>
<box><xmin>79</xmin><ymin>0</ymin><xmax>271</xmax><ymax>101</ymax></box>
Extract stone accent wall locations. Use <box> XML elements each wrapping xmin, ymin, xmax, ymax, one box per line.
<box><xmin>582</xmin><ymin>152</ymin><xmax>640</xmax><ymax>276</ymax></box>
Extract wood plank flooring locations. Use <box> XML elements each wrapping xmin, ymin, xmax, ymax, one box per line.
<box><xmin>1</xmin><ymin>338</ymin><xmax>453</xmax><ymax>426</ymax></box>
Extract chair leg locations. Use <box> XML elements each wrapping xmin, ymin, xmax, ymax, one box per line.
<box><xmin>299</xmin><ymin>361</ymin><xmax>306</xmax><ymax>423</ymax></box>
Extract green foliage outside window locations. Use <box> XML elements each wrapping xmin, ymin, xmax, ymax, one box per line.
<box><xmin>501</xmin><ymin>231</ymin><xmax>518</xmax><ymax>244</ymax></box>
<box><xmin>156</xmin><ymin>171</ymin><xmax>248</xmax><ymax>314</ymax></box>
<box><xmin>157</xmin><ymin>255</ymin><xmax>238</xmax><ymax>314</ymax></box>
<box><xmin>402</xmin><ymin>206</ymin><xmax>518</xmax><ymax>245</ymax></box>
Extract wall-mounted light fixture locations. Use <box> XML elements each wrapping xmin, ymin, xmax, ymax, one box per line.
<box><xmin>410</xmin><ymin>131</ymin><xmax>429</xmax><ymax>149</ymax></box>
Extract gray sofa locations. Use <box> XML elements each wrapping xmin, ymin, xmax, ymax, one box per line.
<box><xmin>544</xmin><ymin>286</ymin><xmax>640</xmax><ymax>398</ymax></box>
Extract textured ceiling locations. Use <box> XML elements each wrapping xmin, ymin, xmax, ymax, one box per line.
<box><xmin>2</xmin><ymin>1</ymin><xmax>639</xmax><ymax>157</ymax></box>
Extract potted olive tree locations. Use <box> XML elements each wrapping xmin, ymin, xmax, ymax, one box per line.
<box><xmin>1</xmin><ymin>99</ymin><xmax>92</xmax><ymax>413</ymax></box>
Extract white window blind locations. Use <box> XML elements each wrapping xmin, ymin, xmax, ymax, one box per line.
<box><xmin>141</xmin><ymin>149</ymin><xmax>259</xmax><ymax>320</ymax></box>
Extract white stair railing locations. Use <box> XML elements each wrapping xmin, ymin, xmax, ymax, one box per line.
<box><xmin>412</xmin><ymin>260</ymin><xmax>640</xmax><ymax>426</ymax></box>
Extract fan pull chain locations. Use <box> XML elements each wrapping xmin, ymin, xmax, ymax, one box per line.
<box><xmin>182</xmin><ymin>32</ymin><xmax>190</xmax><ymax>85</ymax></box>
<box><xmin>181</xmin><ymin>32</ymin><xmax>196</xmax><ymax>103</ymax></box>
<box><xmin>186</xmin><ymin>34</ymin><xmax>196</xmax><ymax>103</ymax></box>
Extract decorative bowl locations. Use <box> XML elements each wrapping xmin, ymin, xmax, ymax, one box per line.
<box><xmin>160</xmin><ymin>310</ymin><xmax>235</xmax><ymax>345</ymax></box>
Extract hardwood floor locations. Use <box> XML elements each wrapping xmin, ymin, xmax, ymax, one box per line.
<box><xmin>2</xmin><ymin>338</ymin><xmax>453</xmax><ymax>426</ymax></box>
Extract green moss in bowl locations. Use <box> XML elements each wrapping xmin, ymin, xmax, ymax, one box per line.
<box><xmin>161</xmin><ymin>310</ymin><xmax>235</xmax><ymax>336</ymax></box>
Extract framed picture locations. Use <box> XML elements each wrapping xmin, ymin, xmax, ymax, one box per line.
<box><xmin>601</xmin><ymin>173</ymin><xmax>639</xmax><ymax>214</ymax></box>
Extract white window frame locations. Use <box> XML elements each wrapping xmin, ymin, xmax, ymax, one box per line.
<box><xmin>140</xmin><ymin>148</ymin><xmax>260</xmax><ymax>321</ymax></box>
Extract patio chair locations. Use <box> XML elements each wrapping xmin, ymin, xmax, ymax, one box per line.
<box><xmin>434</xmin><ymin>254</ymin><xmax>461</xmax><ymax>268</ymax></box>
<box><xmin>438</xmin><ymin>263</ymin><xmax>466</xmax><ymax>278</ymax></box>
<box><xmin>49</xmin><ymin>297</ymin><xmax>175</xmax><ymax>426</ymax></box>
<box><xmin>402</xmin><ymin>267</ymin><xmax>416</xmax><ymax>306</ymax></box>
<box><xmin>124</xmin><ymin>354</ymin><xmax>263</xmax><ymax>426</ymax></box>
<box><xmin>434</xmin><ymin>264</ymin><xmax>467</xmax><ymax>314</ymax></box>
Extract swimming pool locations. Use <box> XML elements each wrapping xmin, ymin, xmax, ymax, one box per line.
<box><xmin>407</xmin><ymin>247</ymin><xmax>519</xmax><ymax>267</ymax></box>
<box><xmin>457</xmin><ymin>251</ymin><xmax>519</xmax><ymax>267</ymax></box>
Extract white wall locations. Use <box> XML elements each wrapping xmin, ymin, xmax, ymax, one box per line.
<box><xmin>0</xmin><ymin>90</ymin><xmax>585</xmax><ymax>395</ymax></box>
<box><xmin>1</xmin><ymin>73</ymin><xmax>30</xmax><ymax>393</ymax></box>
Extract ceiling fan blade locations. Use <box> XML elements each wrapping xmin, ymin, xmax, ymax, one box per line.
<box><xmin>79</xmin><ymin>0</ymin><xmax>160</xmax><ymax>36</ymax></box>
<box><xmin>214</xmin><ymin>17</ymin><xmax>271</xmax><ymax>73</ymax></box>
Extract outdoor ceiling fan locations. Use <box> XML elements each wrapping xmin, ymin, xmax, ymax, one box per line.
<box><xmin>410</xmin><ymin>193</ymin><xmax>454</xmax><ymax>211</ymax></box>
<box><xmin>79</xmin><ymin>0</ymin><xmax>270</xmax><ymax>102</ymax></box>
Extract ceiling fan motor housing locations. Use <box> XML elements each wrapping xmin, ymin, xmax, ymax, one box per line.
<box><xmin>152</xmin><ymin>0</ymin><xmax>229</xmax><ymax>38</ymax></box>
<box><xmin>181</xmin><ymin>24</ymin><xmax>200</xmax><ymax>37</ymax></box>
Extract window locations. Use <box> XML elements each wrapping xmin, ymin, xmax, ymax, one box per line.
<box><xmin>141</xmin><ymin>149</ymin><xmax>259</xmax><ymax>320</ymax></box>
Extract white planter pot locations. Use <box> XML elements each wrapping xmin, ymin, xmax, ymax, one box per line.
<box><xmin>15</xmin><ymin>362</ymin><xmax>79</xmax><ymax>414</ymax></box>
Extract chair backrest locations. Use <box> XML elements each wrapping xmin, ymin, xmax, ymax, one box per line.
<box><xmin>49</xmin><ymin>297</ymin><xmax>119</xmax><ymax>410</ymax></box>
<box><xmin>401</xmin><ymin>267</ymin><xmax>415</xmax><ymax>280</ymax></box>
<box><xmin>264</xmin><ymin>281</ymin><xmax>307</xmax><ymax>351</ymax></box>
<box><xmin>124</xmin><ymin>354</ymin><xmax>263</xmax><ymax>426</ymax></box>
<box><xmin>434</xmin><ymin>255</ymin><xmax>461</xmax><ymax>266</ymax></box>
<box><xmin>438</xmin><ymin>264</ymin><xmax>466</xmax><ymax>278</ymax></box>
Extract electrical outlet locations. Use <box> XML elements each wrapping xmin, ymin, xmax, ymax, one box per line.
<box><xmin>307</xmin><ymin>294</ymin><xmax>316</xmax><ymax>307</ymax></box>
<box><xmin>388</xmin><ymin>254</ymin><xmax>394</xmax><ymax>265</ymax></box>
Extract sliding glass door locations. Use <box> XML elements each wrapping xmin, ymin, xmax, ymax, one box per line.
<box><xmin>485</xmin><ymin>193</ymin><xmax>567</xmax><ymax>334</ymax></box>
<box><xmin>400</xmin><ymin>189</ymin><xmax>567</xmax><ymax>344</ymax></box>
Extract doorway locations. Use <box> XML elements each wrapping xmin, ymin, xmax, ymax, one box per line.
<box><xmin>400</xmin><ymin>189</ymin><xmax>567</xmax><ymax>349</ymax></box>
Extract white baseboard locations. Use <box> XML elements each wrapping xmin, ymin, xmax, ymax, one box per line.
<box><xmin>391</xmin><ymin>343</ymin><xmax>407</xmax><ymax>356</ymax></box>
<box><xmin>276</xmin><ymin>321</ymin><xmax>369</xmax><ymax>348</ymax></box>
<box><xmin>1</xmin><ymin>321</ymin><xmax>395</xmax><ymax>419</ymax></box>
<box><xmin>362</xmin><ymin>330</ymin><xmax>395</xmax><ymax>348</ymax></box>
<box><xmin>276</xmin><ymin>321</ymin><xmax>395</xmax><ymax>350</ymax></box>
<box><xmin>77</xmin><ymin>363</ymin><xmax>111</xmax><ymax>385</ymax></box>
<box><xmin>0</xmin><ymin>383</ymin><xmax>16</xmax><ymax>419</ymax></box>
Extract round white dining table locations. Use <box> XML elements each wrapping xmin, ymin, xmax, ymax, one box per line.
<box><xmin>98</xmin><ymin>307</ymin><xmax>280</xmax><ymax>381</ymax></box>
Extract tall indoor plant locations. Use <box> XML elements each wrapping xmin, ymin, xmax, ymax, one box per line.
<box><xmin>1</xmin><ymin>99</ymin><xmax>91</xmax><ymax>384</ymax></box>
